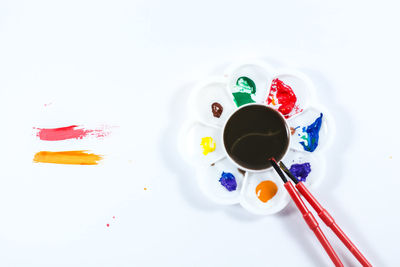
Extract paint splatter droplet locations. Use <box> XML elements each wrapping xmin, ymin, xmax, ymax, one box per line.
<box><xmin>232</xmin><ymin>77</ymin><xmax>256</xmax><ymax>107</ymax></box>
<box><xmin>144</xmin><ymin>187</ymin><xmax>147</xmax><ymax>190</ymax></box>
<box><xmin>289</xmin><ymin>163</ymin><xmax>311</xmax><ymax>182</ymax></box>
<box><xmin>291</xmin><ymin>126</ymin><xmax>300</xmax><ymax>135</ymax></box>
<box><xmin>106</xmin><ymin>223</ymin><xmax>110</xmax><ymax>227</ymax></box>
<box><xmin>299</xmin><ymin>113</ymin><xmax>323</xmax><ymax>152</ymax></box>
<box><xmin>267</xmin><ymin>78</ymin><xmax>302</xmax><ymax>118</ymax></box>
<box><xmin>219</xmin><ymin>172</ymin><xmax>237</xmax><ymax>191</ymax></box>
<box><xmin>112</xmin><ymin>216</ymin><xmax>115</xmax><ymax>219</ymax></box>
<box><xmin>256</xmin><ymin>180</ymin><xmax>278</xmax><ymax>203</ymax></box>
<box><xmin>211</xmin><ymin>102</ymin><xmax>223</xmax><ymax>118</ymax></box>
<box><xmin>200</xmin><ymin>137</ymin><xmax>216</xmax><ymax>155</ymax></box>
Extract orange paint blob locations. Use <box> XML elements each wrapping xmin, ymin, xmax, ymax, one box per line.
<box><xmin>290</xmin><ymin>127</ymin><xmax>296</xmax><ymax>135</ymax></box>
<box><xmin>256</xmin><ymin>180</ymin><xmax>278</xmax><ymax>203</ymax></box>
<box><xmin>33</xmin><ymin>150</ymin><xmax>103</xmax><ymax>165</ymax></box>
<box><xmin>144</xmin><ymin>187</ymin><xmax>147</xmax><ymax>190</ymax></box>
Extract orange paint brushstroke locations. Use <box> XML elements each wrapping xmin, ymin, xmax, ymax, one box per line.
<box><xmin>33</xmin><ymin>151</ymin><xmax>103</xmax><ymax>165</ymax></box>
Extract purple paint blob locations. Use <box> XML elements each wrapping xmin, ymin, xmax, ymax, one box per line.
<box><xmin>219</xmin><ymin>172</ymin><xmax>237</xmax><ymax>191</ymax></box>
<box><xmin>289</xmin><ymin>163</ymin><xmax>311</xmax><ymax>182</ymax></box>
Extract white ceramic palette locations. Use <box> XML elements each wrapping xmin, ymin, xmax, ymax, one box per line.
<box><xmin>180</xmin><ymin>61</ymin><xmax>333</xmax><ymax>215</ymax></box>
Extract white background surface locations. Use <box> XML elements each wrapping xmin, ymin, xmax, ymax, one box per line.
<box><xmin>0</xmin><ymin>0</ymin><xmax>398</xmax><ymax>266</ymax></box>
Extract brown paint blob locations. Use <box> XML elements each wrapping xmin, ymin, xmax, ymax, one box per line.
<box><xmin>290</xmin><ymin>127</ymin><xmax>296</xmax><ymax>135</ymax></box>
<box><xmin>256</xmin><ymin>180</ymin><xmax>278</xmax><ymax>203</ymax></box>
<box><xmin>211</xmin><ymin>102</ymin><xmax>223</xmax><ymax>118</ymax></box>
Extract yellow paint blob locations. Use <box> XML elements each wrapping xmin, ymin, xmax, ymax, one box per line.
<box><xmin>256</xmin><ymin>180</ymin><xmax>278</xmax><ymax>203</ymax></box>
<box><xmin>200</xmin><ymin>137</ymin><xmax>216</xmax><ymax>155</ymax></box>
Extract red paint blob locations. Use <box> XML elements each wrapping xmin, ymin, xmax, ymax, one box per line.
<box><xmin>106</xmin><ymin>223</ymin><xmax>110</xmax><ymax>227</ymax></box>
<box><xmin>267</xmin><ymin>78</ymin><xmax>301</xmax><ymax>118</ymax></box>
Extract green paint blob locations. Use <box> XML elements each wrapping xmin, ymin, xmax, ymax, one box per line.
<box><xmin>236</xmin><ymin>77</ymin><xmax>256</xmax><ymax>94</ymax></box>
<box><xmin>232</xmin><ymin>77</ymin><xmax>256</xmax><ymax>107</ymax></box>
<box><xmin>232</xmin><ymin>92</ymin><xmax>256</xmax><ymax>107</ymax></box>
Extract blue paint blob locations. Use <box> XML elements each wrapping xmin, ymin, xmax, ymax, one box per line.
<box><xmin>289</xmin><ymin>163</ymin><xmax>311</xmax><ymax>182</ymax></box>
<box><xmin>299</xmin><ymin>113</ymin><xmax>323</xmax><ymax>152</ymax></box>
<box><xmin>219</xmin><ymin>172</ymin><xmax>237</xmax><ymax>191</ymax></box>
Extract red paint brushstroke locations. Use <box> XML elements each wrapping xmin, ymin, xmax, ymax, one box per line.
<box><xmin>34</xmin><ymin>125</ymin><xmax>110</xmax><ymax>141</ymax></box>
<box><xmin>267</xmin><ymin>78</ymin><xmax>302</xmax><ymax>118</ymax></box>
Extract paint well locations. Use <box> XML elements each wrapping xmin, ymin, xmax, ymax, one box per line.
<box><xmin>299</xmin><ymin>113</ymin><xmax>323</xmax><ymax>152</ymax></box>
<box><xmin>219</xmin><ymin>172</ymin><xmax>237</xmax><ymax>191</ymax></box>
<box><xmin>200</xmin><ymin>137</ymin><xmax>216</xmax><ymax>155</ymax></box>
<box><xmin>232</xmin><ymin>77</ymin><xmax>256</xmax><ymax>107</ymax></box>
<box><xmin>33</xmin><ymin>151</ymin><xmax>103</xmax><ymax>165</ymax></box>
<box><xmin>267</xmin><ymin>78</ymin><xmax>302</xmax><ymax>118</ymax></box>
<box><xmin>34</xmin><ymin>125</ymin><xmax>110</xmax><ymax>141</ymax></box>
<box><xmin>289</xmin><ymin>162</ymin><xmax>311</xmax><ymax>182</ymax></box>
<box><xmin>255</xmin><ymin>180</ymin><xmax>278</xmax><ymax>203</ymax></box>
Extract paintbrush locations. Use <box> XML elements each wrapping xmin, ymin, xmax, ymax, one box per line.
<box><xmin>269</xmin><ymin>158</ymin><xmax>344</xmax><ymax>267</ymax></box>
<box><xmin>278</xmin><ymin>161</ymin><xmax>372</xmax><ymax>267</ymax></box>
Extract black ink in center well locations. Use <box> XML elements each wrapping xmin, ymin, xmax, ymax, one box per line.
<box><xmin>223</xmin><ymin>105</ymin><xmax>290</xmax><ymax>170</ymax></box>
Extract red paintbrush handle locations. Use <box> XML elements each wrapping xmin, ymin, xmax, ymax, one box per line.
<box><xmin>295</xmin><ymin>182</ymin><xmax>372</xmax><ymax>267</ymax></box>
<box><xmin>284</xmin><ymin>182</ymin><xmax>343</xmax><ymax>267</ymax></box>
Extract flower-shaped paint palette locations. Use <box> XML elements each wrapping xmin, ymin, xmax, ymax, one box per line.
<box><xmin>180</xmin><ymin>61</ymin><xmax>332</xmax><ymax>215</ymax></box>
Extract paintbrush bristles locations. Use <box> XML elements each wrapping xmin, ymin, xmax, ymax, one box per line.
<box><xmin>279</xmin><ymin>161</ymin><xmax>300</xmax><ymax>184</ymax></box>
<box><xmin>269</xmin><ymin>158</ymin><xmax>288</xmax><ymax>183</ymax></box>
